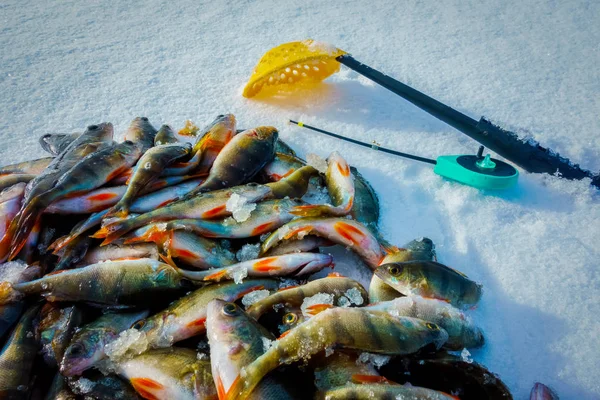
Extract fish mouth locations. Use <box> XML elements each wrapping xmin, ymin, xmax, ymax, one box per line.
<box><xmin>60</xmin><ymin>359</ymin><xmax>88</xmax><ymax>377</ymax></box>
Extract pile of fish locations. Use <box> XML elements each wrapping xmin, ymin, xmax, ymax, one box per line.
<box><xmin>0</xmin><ymin>115</ymin><xmax>556</xmax><ymax>399</ymax></box>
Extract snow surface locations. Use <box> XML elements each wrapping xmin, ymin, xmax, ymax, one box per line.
<box><xmin>1</xmin><ymin>0</ymin><xmax>599</xmax><ymax>398</ymax></box>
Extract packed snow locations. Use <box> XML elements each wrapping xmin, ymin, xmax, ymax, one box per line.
<box><xmin>1</xmin><ymin>0</ymin><xmax>599</xmax><ymax>398</ymax></box>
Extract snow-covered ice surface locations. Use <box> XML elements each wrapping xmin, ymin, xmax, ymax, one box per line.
<box><xmin>1</xmin><ymin>0</ymin><xmax>599</xmax><ymax>398</ymax></box>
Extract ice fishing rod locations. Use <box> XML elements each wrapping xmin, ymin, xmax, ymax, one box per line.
<box><xmin>289</xmin><ymin>119</ymin><xmax>519</xmax><ymax>190</ymax></box>
<box><xmin>334</xmin><ymin>54</ymin><xmax>600</xmax><ymax>189</ymax></box>
<box><xmin>244</xmin><ymin>41</ymin><xmax>600</xmax><ymax>189</ymax></box>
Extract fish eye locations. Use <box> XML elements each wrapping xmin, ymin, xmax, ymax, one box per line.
<box><xmin>140</xmin><ymin>117</ymin><xmax>149</xmax><ymax>122</ymax></box>
<box><xmin>132</xmin><ymin>320</ymin><xmax>146</xmax><ymax>330</ymax></box>
<box><xmin>217</xmin><ymin>114</ymin><xmax>225</xmax><ymax>118</ymax></box>
<box><xmin>388</xmin><ymin>266</ymin><xmax>400</xmax><ymax>276</ymax></box>
<box><xmin>69</xmin><ymin>343</ymin><xmax>85</xmax><ymax>356</ymax></box>
<box><xmin>87</xmin><ymin>125</ymin><xmax>99</xmax><ymax>131</ymax></box>
<box><xmin>426</xmin><ymin>322</ymin><xmax>439</xmax><ymax>330</ymax></box>
<box><xmin>222</xmin><ymin>303</ymin><xmax>238</xmax><ymax>316</ymax></box>
<box><xmin>282</xmin><ymin>312</ymin><xmax>298</xmax><ymax>325</ymax></box>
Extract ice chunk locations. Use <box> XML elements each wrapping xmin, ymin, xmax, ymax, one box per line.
<box><xmin>357</xmin><ymin>352</ymin><xmax>391</xmax><ymax>368</ymax></box>
<box><xmin>302</xmin><ymin>182</ymin><xmax>331</xmax><ymax>206</ymax></box>
<box><xmin>227</xmin><ymin>264</ymin><xmax>248</xmax><ymax>284</ymax></box>
<box><xmin>325</xmin><ymin>346</ymin><xmax>335</xmax><ymax>357</ymax></box>
<box><xmin>461</xmin><ymin>348</ymin><xmax>473</xmax><ymax>363</ymax></box>
<box><xmin>262</xmin><ymin>337</ymin><xmax>274</xmax><ymax>352</ymax></box>
<box><xmin>226</xmin><ymin>193</ymin><xmax>256</xmax><ymax>222</ymax></box>
<box><xmin>242</xmin><ymin>289</ymin><xmax>270</xmax><ymax>308</ymax></box>
<box><xmin>337</xmin><ymin>295</ymin><xmax>351</xmax><ymax>307</ymax></box>
<box><xmin>344</xmin><ymin>287</ymin><xmax>364</xmax><ymax>306</ymax></box>
<box><xmin>0</xmin><ymin>260</ymin><xmax>28</xmax><ymax>283</ymax></box>
<box><xmin>301</xmin><ymin>293</ymin><xmax>334</xmax><ymax>317</ymax></box>
<box><xmin>236</xmin><ymin>243</ymin><xmax>260</xmax><ymax>262</ymax></box>
<box><xmin>70</xmin><ymin>377</ymin><xmax>95</xmax><ymax>394</ymax></box>
<box><xmin>306</xmin><ymin>153</ymin><xmax>328</xmax><ymax>173</ymax></box>
<box><xmin>104</xmin><ymin>328</ymin><xmax>148</xmax><ymax>362</ymax></box>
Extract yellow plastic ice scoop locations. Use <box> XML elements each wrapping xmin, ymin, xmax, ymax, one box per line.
<box><xmin>242</xmin><ymin>40</ymin><xmax>346</xmax><ymax>98</ymax></box>
<box><xmin>242</xmin><ymin>40</ymin><xmax>599</xmax><ymax>187</ymax></box>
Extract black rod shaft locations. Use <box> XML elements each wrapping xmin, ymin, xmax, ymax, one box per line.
<box><xmin>289</xmin><ymin>120</ymin><xmax>437</xmax><ymax>165</ymax></box>
<box><xmin>336</xmin><ymin>54</ymin><xmax>599</xmax><ymax>188</ymax></box>
<box><xmin>336</xmin><ymin>54</ymin><xmax>481</xmax><ymax>137</ymax></box>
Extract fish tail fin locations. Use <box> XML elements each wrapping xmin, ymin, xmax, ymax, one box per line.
<box><xmin>49</xmin><ymin>235</ymin><xmax>73</xmax><ymax>254</ymax></box>
<box><xmin>8</xmin><ymin>200</ymin><xmax>45</xmax><ymax>260</ymax></box>
<box><xmin>105</xmin><ymin>202</ymin><xmax>130</xmax><ymax>219</ymax></box>
<box><xmin>0</xmin><ymin>223</ymin><xmax>16</xmax><ymax>262</ymax></box>
<box><xmin>159</xmin><ymin>252</ymin><xmax>177</xmax><ymax>268</ymax></box>
<box><xmin>124</xmin><ymin>225</ymin><xmax>168</xmax><ymax>245</ymax></box>
<box><xmin>0</xmin><ymin>282</ymin><xmax>22</xmax><ymax>305</ymax></box>
<box><xmin>91</xmin><ymin>220</ymin><xmax>132</xmax><ymax>245</ymax></box>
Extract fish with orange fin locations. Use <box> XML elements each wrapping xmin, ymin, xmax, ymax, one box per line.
<box><xmin>125</xmin><ymin>228</ymin><xmax>236</xmax><ymax>270</ymax></box>
<box><xmin>107</xmin><ymin>138</ymin><xmax>192</xmax><ymax>218</ymax></box>
<box><xmin>246</xmin><ymin>276</ymin><xmax>367</xmax><ymax>321</ymax></box>
<box><xmin>0</xmin><ymin>123</ymin><xmax>114</xmax><ymax>261</ymax></box>
<box><xmin>0</xmin><ymin>157</ymin><xmax>53</xmax><ymax>175</ymax></box>
<box><xmin>130</xmin><ymin>279</ymin><xmax>279</xmax><ymax>350</ymax></box>
<box><xmin>163</xmin><ymin>114</ymin><xmax>237</xmax><ymax>177</ymax></box>
<box><xmin>224</xmin><ymin>308</ymin><xmax>448</xmax><ymax>400</ymax></box>
<box><xmin>47</xmin><ymin>176</ymin><xmax>203</xmax><ymax>216</ymax></box>
<box><xmin>123</xmin><ymin>117</ymin><xmax>158</xmax><ymax>154</ymax></box>
<box><xmin>115</xmin><ymin>348</ymin><xmax>217</xmax><ymax>400</ymax></box>
<box><xmin>23</xmin><ymin>123</ymin><xmax>115</xmax><ymax>207</ymax></box>
<box><xmin>290</xmin><ymin>151</ymin><xmax>355</xmax><ymax>217</ymax></box>
<box><xmin>374</xmin><ymin>261</ymin><xmax>482</xmax><ymax>310</ymax></box>
<box><xmin>0</xmin><ymin>259</ymin><xmax>195</xmax><ymax>307</ymax></box>
<box><xmin>186</xmin><ymin>126</ymin><xmax>278</xmax><ymax>194</ymax></box>
<box><xmin>260</xmin><ymin>217</ymin><xmax>384</xmax><ymax>269</ymax></box>
<box><xmin>177</xmin><ymin>253</ymin><xmax>333</xmax><ymax>283</ymax></box>
<box><xmin>206</xmin><ymin>300</ymin><xmax>299</xmax><ymax>400</ymax></box>
<box><xmin>365</xmin><ymin>296</ymin><xmax>484</xmax><ymax>350</ymax></box>
<box><xmin>8</xmin><ymin>140</ymin><xmax>143</xmax><ymax>260</ymax></box>
<box><xmin>369</xmin><ymin>237</ymin><xmax>436</xmax><ymax>303</ymax></box>
<box><xmin>93</xmin><ymin>183</ymin><xmax>272</xmax><ymax>245</ymax></box>
<box><xmin>162</xmin><ymin>198</ymin><xmax>303</xmax><ymax>239</ymax></box>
